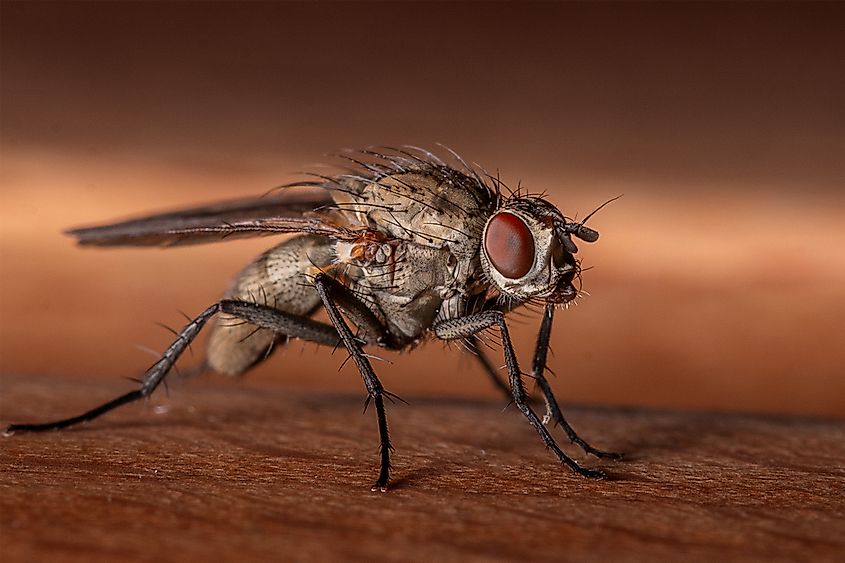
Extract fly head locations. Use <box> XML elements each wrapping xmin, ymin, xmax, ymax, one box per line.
<box><xmin>480</xmin><ymin>196</ymin><xmax>609</xmax><ymax>305</ymax></box>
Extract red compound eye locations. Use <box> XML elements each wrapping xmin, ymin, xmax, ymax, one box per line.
<box><xmin>484</xmin><ymin>212</ymin><xmax>535</xmax><ymax>279</ymax></box>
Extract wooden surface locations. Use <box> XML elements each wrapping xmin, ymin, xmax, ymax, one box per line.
<box><xmin>1</xmin><ymin>374</ymin><xmax>843</xmax><ymax>563</ymax></box>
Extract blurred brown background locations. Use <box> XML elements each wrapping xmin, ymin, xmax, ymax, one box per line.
<box><xmin>1</xmin><ymin>2</ymin><xmax>843</xmax><ymax>417</ymax></box>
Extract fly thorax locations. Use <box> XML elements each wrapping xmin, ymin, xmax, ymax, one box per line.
<box><xmin>355</xmin><ymin>172</ymin><xmax>486</xmax><ymax>254</ymax></box>
<box><xmin>335</xmin><ymin>235</ymin><xmax>403</xmax><ymax>284</ymax></box>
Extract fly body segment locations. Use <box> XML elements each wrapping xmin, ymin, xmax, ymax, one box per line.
<box><xmin>5</xmin><ymin>147</ymin><xmax>622</xmax><ymax>491</ymax></box>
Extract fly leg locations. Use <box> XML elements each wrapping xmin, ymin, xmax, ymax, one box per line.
<box><xmin>5</xmin><ymin>304</ymin><xmax>221</xmax><ymax>434</ymax></box>
<box><xmin>434</xmin><ymin>311</ymin><xmax>606</xmax><ymax>479</ymax></box>
<box><xmin>465</xmin><ymin>335</ymin><xmax>512</xmax><ymax>399</ymax></box>
<box><xmin>467</xmin><ymin>336</ymin><xmax>550</xmax><ymax>406</ymax></box>
<box><xmin>532</xmin><ymin>305</ymin><xmax>621</xmax><ymax>460</ymax></box>
<box><xmin>5</xmin><ymin>301</ymin><xmax>340</xmax><ymax>435</ymax></box>
<box><xmin>312</xmin><ymin>274</ymin><xmax>397</xmax><ymax>492</ymax></box>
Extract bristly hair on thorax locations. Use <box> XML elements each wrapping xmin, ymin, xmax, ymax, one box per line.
<box><xmin>266</xmin><ymin>144</ymin><xmax>618</xmax><ymax>324</ymax></box>
<box><xmin>282</xmin><ymin>145</ymin><xmax>502</xmax><ymax>214</ymax></box>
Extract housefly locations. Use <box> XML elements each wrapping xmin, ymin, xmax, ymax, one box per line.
<box><xmin>5</xmin><ymin>147</ymin><xmax>621</xmax><ymax>491</ymax></box>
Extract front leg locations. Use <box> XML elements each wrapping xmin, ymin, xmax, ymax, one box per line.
<box><xmin>465</xmin><ymin>335</ymin><xmax>513</xmax><ymax>399</ymax></box>
<box><xmin>532</xmin><ymin>304</ymin><xmax>621</xmax><ymax>460</ymax></box>
<box><xmin>434</xmin><ymin>311</ymin><xmax>606</xmax><ymax>479</ymax></box>
<box><xmin>313</xmin><ymin>274</ymin><xmax>395</xmax><ymax>491</ymax></box>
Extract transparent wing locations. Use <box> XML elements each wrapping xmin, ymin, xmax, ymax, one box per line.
<box><xmin>65</xmin><ymin>189</ymin><xmax>354</xmax><ymax>247</ymax></box>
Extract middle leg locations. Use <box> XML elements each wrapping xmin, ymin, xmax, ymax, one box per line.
<box><xmin>313</xmin><ymin>273</ymin><xmax>396</xmax><ymax>491</ymax></box>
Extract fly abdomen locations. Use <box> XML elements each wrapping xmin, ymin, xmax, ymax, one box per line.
<box><xmin>205</xmin><ymin>235</ymin><xmax>335</xmax><ymax>375</ymax></box>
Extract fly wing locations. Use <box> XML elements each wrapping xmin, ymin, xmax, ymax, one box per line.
<box><xmin>66</xmin><ymin>188</ymin><xmax>355</xmax><ymax>247</ymax></box>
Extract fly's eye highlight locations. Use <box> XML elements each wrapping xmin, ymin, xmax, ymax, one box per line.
<box><xmin>484</xmin><ymin>212</ymin><xmax>535</xmax><ymax>279</ymax></box>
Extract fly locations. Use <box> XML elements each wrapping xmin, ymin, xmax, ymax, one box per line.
<box><xmin>4</xmin><ymin>146</ymin><xmax>622</xmax><ymax>491</ymax></box>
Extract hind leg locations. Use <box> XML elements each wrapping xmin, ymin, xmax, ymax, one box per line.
<box><xmin>4</xmin><ymin>300</ymin><xmax>340</xmax><ymax>434</ymax></box>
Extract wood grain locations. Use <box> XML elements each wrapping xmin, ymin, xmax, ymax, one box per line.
<box><xmin>1</xmin><ymin>374</ymin><xmax>843</xmax><ymax>562</ymax></box>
